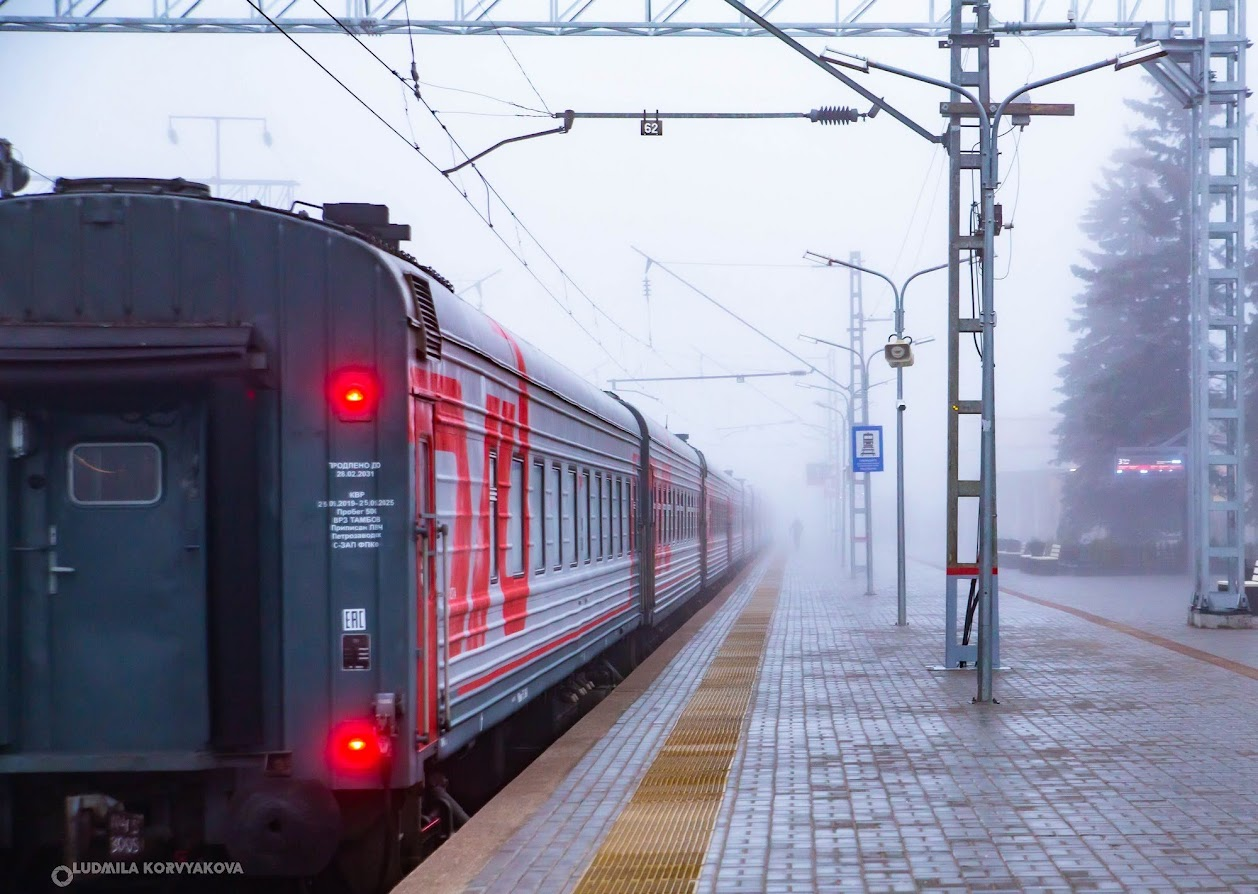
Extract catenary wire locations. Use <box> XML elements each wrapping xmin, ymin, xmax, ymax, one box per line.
<box><xmin>242</xmin><ymin>0</ymin><xmax>633</xmax><ymax>373</ymax></box>
<box><xmin>488</xmin><ymin>23</ymin><xmax>553</xmax><ymax>115</ymax></box>
<box><xmin>305</xmin><ymin>0</ymin><xmax>658</xmax><ymax>355</ymax></box>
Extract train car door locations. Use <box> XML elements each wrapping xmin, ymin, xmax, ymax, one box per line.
<box><xmin>14</xmin><ymin>398</ymin><xmax>209</xmax><ymax>752</ymax></box>
<box><xmin>412</xmin><ymin>398</ymin><xmax>439</xmax><ymax>747</ymax></box>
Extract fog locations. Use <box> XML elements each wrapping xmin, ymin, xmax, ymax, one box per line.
<box><xmin>3</xmin><ymin>22</ymin><xmax>1251</xmax><ymax>587</ymax></box>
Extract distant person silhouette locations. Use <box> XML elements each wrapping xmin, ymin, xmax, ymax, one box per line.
<box><xmin>791</xmin><ymin>518</ymin><xmax>803</xmax><ymax>550</ymax></box>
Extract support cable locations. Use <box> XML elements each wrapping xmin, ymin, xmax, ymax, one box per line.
<box><xmin>242</xmin><ymin>0</ymin><xmax>634</xmax><ymax>374</ymax></box>
<box><xmin>304</xmin><ymin>0</ymin><xmax>658</xmax><ymax>355</ymax></box>
<box><xmin>634</xmin><ymin>248</ymin><xmax>851</xmax><ymax>394</ymax></box>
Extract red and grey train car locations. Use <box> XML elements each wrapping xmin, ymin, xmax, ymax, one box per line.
<box><xmin>0</xmin><ymin>179</ymin><xmax>764</xmax><ymax>888</ymax></box>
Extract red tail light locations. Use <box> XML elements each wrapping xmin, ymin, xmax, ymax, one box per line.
<box><xmin>328</xmin><ymin>719</ymin><xmax>385</xmax><ymax>774</ymax></box>
<box><xmin>329</xmin><ymin>368</ymin><xmax>379</xmax><ymax>422</ymax></box>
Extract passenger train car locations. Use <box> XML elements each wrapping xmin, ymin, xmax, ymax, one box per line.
<box><xmin>0</xmin><ymin>178</ymin><xmax>764</xmax><ymax>890</ymax></box>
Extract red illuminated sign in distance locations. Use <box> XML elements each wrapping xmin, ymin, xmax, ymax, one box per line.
<box><xmin>1115</xmin><ymin>450</ymin><xmax>1185</xmax><ymax>476</ymax></box>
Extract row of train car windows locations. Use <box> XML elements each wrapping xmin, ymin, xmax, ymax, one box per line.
<box><xmin>654</xmin><ymin>485</ymin><xmax>699</xmax><ymax>545</ymax></box>
<box><xmin>486</xmin><ymin>453</ymin><xmax>636</xmax><ymax>583</ymax></box>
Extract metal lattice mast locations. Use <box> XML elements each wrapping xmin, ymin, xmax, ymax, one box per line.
<box><xmin>827</xmin><ymin>350</ymin><xmax>847</xmax><ymax>566</ymax></box>
<box><xmin>849</xmin><ymin>254</ymin><xmax>871</xmax><ymax>584</ymax></box>
<box><xmin>1188</xmin><ymin>0</ymin><xmax>1248</xmax><ymax>614</ymax></box>
<box><xmin>942</xmin><ymin>0</ymin><xmax>999</xmax><ymax>669</ymax></box>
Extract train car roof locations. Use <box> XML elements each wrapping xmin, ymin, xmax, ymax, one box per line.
<box><xmin>1</xmin><ymin>181</ymin><xmax>658</xmax><ymax>445</ymax></box>
<box><xmin>637</xmin><ymin>414</ymin><xmax>703</xmax><ymax>471</ymax></box>
<box><xmin>419</xmin><ymin>275</ymin><xmax>641</xmax><ymax>436</ymax></box>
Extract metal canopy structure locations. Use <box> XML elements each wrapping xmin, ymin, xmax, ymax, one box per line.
<box><xmin>0</xmin><ymin>0</ymin><xmax>1192</xmax><ymax>36</ymax></box>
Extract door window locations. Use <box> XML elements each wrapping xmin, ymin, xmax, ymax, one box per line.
<box><xmin>69</xmin><ymin>442</ymin><xmax>162</xmax><ymax>506</ymax></box>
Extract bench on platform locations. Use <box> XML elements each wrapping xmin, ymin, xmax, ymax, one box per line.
<box><xmin>1216</xmin><ymin>560</ymin><xmax>1258</xmax><ymax>609</ymax></box>
<box><xmin>1023</xmin><ymin>543</ymin><xmax>1061</xmax><ymax>575</ymax></box>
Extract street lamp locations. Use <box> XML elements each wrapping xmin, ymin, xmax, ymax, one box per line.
<box><xmin>800</xmin><ymin>334</ymin><xmax>883</xmax><ymax>596</ymax></box>
<box><xmin>167</xmin><ymin>115</ymin><xmax>274</xmax><ymax>184</ymax></box>
<box><xmin>805</xmin><ymin>254</ymin><xmax>946</xmax><ymax>627</ymax></box>
<box><xmin>819</xmin><ymin>41</ymin><xmax>1168</xmax><ymax>703</ymax></box>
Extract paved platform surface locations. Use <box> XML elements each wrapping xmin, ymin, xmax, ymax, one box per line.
<box><xmin>400</xmin><ymin>553</ymin><xmax>1258</xmax><ymax>894</ymax></box>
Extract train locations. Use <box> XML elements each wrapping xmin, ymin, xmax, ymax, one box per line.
<box><xmin>0</xmin><ymin>177</ymin><xmax>765</xmax><ymax>891</ymax></box>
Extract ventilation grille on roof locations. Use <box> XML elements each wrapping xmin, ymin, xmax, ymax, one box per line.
<box><xmin>407</xmin><ymin>275</ymin><xmax>442</xmax><ymax>360</ymax></box>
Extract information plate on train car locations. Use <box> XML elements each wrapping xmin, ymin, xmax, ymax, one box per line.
<box><xmin>851</xmin><ymin>425</ymin><xmax>884</xmax><ymax>473</ymax></box>
<box><xmin>108</xmin><ymin>812</ymin><xmax>144</xmax><ymax>858</ymax></box>
<box><xmin>342</xmin><ymin>634</ymin><xmax>371</xmax><ymax>671</ymax></box>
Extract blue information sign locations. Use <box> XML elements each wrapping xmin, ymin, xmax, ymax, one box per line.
<box><xmin>851</xmin><ymin>425</ymin><xmax>884</xmax><ymax>473</ymax></box>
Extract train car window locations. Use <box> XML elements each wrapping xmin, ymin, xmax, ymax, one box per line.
<box><xmin>531</xmin><ymin>460</ymin><xmax>545</xmax><ymax>574</ymax></box>
<box><xmin>69</xmin><ymin>442</ymin><xmax>162</xmax><ymax>506</ymax></box>
<box><xmin>602</xmin><ymin>474</ymin><xmax>611</xmax><ymax>558</ymax></box>
<box><xmin>659</xmin><ymin>487</ymin><xmax>665</xmax><ymax>543</ymax></box>
<box><xmin>568</xmin><ymin>467</ymin><xmax>579</xmax><ymax>567</ymax></box>
<box><xmin>552</xmin><ymin>464</ymin><xmax>563</xmax><ymax>571</ymax></box>
<box><xmin>509</xmin><ymin>457</ymin><xmax>525</xmax><ymax>577</ymax></box>
<box><xmin>582</xmin><ymin>469</ymin><xmax>591</xmax><ymax>564</ymax></box>
<box><xmin>594</xmin><ymin>472</ymin><xmax>604</xmax><ymax>560</ymax></box>
<box><xmin>612</xmin><ymin>478</ymin><xmax>620</xmax><ymax>557</ymax></box>
<box><xmin>653</xmin><ymin>487</ymin><xmax>659</xmax><ymax>541</ymax></box>
<box><xmin>488</xmin><ymin>451</ymin><xmax>499</xmax><ymax>583</ymax></box>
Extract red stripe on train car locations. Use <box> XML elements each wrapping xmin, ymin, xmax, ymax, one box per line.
<box><xmin>454</xmin><ymin>599</ymin><xmax>633</xmax><ymax>697</ymax></box>
<box><xmin>491</xmin><ymin>321</ymin><xmax>533</xmax><ymax>637</ymax></box>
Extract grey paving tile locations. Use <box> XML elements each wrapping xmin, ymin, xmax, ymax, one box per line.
<box><xmin>462</xmin><ymin>555</ymin><xmax>1258</xmax><ymax>894</ymax></box>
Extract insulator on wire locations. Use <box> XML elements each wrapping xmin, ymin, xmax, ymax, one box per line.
<box><xmin>642</xmin><ymin>276</ymin><xmax>651</xmax><ymax>299</ymax></box>
<box><xmin>808</xmin><ymin>106</ymin><xmax>861</xmax><ymax>125</ymax></box>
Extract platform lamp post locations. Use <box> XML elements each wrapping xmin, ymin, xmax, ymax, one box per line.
<box><xmin>820</xmin><ymin>40</ymin><xmax>1168</xmax><ymax>703</ymax></box>
<box><xmin>805</xmin><ymin>255</ymin><xmax>947</xmax><ymax>626</ymax></box>
<box><xmin>167</xmin><ymin>115</ymin><xmax>273</xmax><ymax>186</ymax></box>
<box><xmin>800</xmin><ymin>335</ymin><xmax>883</xmax><ymax>596</ymax></box>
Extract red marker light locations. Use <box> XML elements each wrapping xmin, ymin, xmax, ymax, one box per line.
<box><xmin>328</xmin><ymin>720</ymin><xmax>383</xmax><ymax>774</ymax></box>
<box><xmin>329</xmin><ymin>368</ymin><xmax>378</xmax><ymax>421</ymax></box>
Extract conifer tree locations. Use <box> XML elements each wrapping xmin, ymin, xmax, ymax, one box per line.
<box><xmin>1054</xmin><ymin>90</ymin><xmax>1191</xmax><ymax>544</ymax></box>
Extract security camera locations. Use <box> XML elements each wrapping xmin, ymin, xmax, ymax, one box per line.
<box><xmin>884</xmin><ymin>337</ymin><xmax>915</xmax><ymax>368</ymax></box>
<box><xmin>896</xmin><ymin>400</ymin><xmax>907</xmax><ymax>411</ymax></box>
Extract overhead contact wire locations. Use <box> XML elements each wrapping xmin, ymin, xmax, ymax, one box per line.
<box><xmin>306</xmin><ymin>0</ymin><xmax>657</xmax><ymax>355</ymax></box>
<box><xmin>242</xmin><ymin>0</ymin><xmax>632</xmax><ymax>374</ymax></box>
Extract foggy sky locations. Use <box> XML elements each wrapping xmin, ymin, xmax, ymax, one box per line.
<box><xmin>3</xmin><ymin>21</ymin><xmax>1252</xmax><ymax>574</ymax></box>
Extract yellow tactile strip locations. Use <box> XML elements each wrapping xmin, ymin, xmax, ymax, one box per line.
<box><xmin>571</xmin><ymin>564</ymin><xmax>782</xmax><ymax>894</ymax></box>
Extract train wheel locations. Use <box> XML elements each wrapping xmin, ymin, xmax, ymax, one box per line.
<box><xmin>316</xmin><ymin>793</ymin><xmax>401</xmax><ymax>894</ymax></box>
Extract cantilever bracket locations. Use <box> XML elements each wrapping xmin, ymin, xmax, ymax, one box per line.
<box><xmin>1145</xmin><ymin>56</ymin><xmax>1202</xmax><ymax>108</ymax></box>
<box><xmin>442</xmin><ymin>110</ymin><xmax>575</xmax><ymax>176</ymax></box>
<box><xmin>719</xmin><ymin>0</ymin><xmax>942</xmax><ymax>145</ymax></box>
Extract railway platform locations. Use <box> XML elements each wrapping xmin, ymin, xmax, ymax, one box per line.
<box><xmin>397</xmin><ymin>552</ymin><xmax>1258</xmax><ymax>894</ymax></box>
